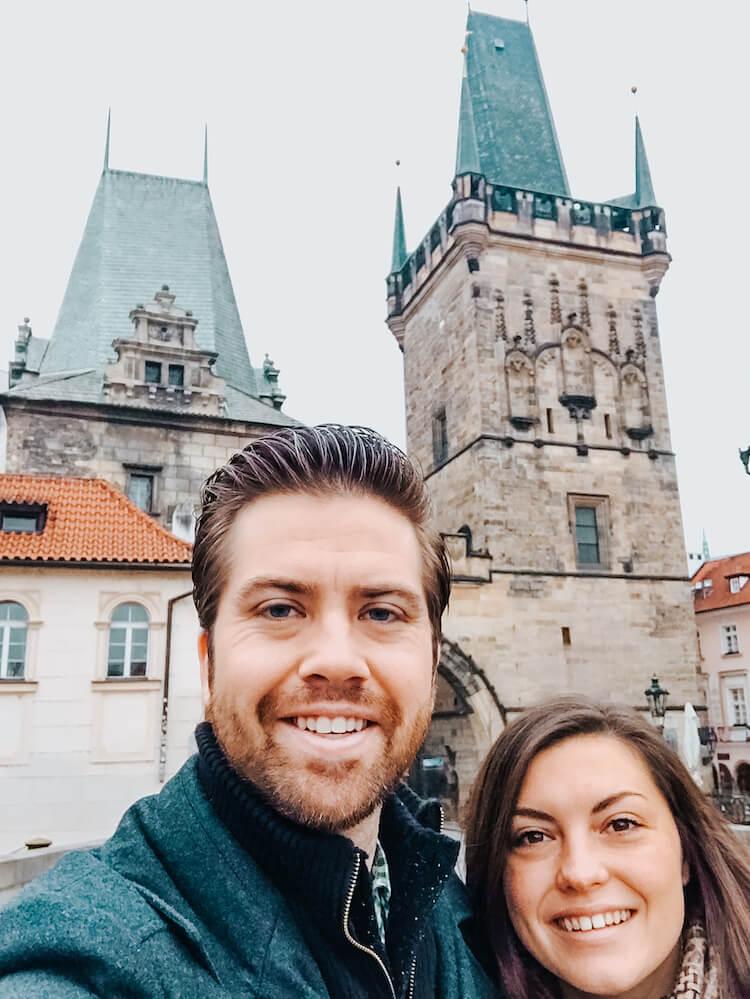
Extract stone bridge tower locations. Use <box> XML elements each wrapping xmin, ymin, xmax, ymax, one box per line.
<box><xmin>388</xmin><ymin>11</ymin><xmax>703</xmax><ymax>803</ymax></box>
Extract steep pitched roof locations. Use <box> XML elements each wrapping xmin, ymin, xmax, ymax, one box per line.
<box><xmin>0</xmin><ymin>474</ymin><xmax>192</xmax><ymax>565</ymax></box>
<box><xmin>692</xmin><ymin>552</ymin><xmax>750</xmax><ymax>613</ymax></box>
<box><xmin>5</xmin><ymin>167</ymin><xmax>295</xmax><ymax>426</ymax></box>
<box><xmin>464</xmin><ymin>11</ymin><xmax>569</xmax><ymax>195</ymax></box>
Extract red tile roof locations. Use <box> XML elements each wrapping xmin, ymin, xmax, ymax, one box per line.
<box><xmin>692</xmin><ymin>552</ymin><xmax>750</xmax><ymax>613</ymax></box>
<box><xmin>0</xmin><ymin>475</ymin><xmax>192</xmax><ymax>565</ymax></box>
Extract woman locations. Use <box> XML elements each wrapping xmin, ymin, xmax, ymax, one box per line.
<box><xmin>465</xmin><ymin>697</ymin><xmax>750</xmax><ymax>998</ymax></box>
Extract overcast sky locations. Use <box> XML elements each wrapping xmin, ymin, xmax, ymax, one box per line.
<box><xmin>2</xmin><ymin>0</ymin><xmax>748</xmax><ymax>560</ymax></box>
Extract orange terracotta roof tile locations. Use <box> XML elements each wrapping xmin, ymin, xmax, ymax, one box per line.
<box><xmin>0</xmin><ymin>474</ymin><xmax>192</xmax><ymax>565</ymax></box>
<box><xmin>692</xmin><ymin>552</ymin><xmax>750</xmax><ymax>613</ymax></box>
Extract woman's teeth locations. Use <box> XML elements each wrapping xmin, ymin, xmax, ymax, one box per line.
<box><xmin>294</xmin><ymin>716</ymin><xmax>367</xmax><ymax>734</ymax></box>
<box><xmin>558</xmin><ymin>910</ymin><xmax>633</xmax><ymax>933</ymax></box>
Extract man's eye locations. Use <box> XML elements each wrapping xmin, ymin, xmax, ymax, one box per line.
<box><xmin>264</xmin><ymin>604</ymin><xmax>297</xmax><ymax>619</ymax></box>
<box><xmin>365</xmin><ymin>607</ymin><xmax>396</xmax><ymax>623</ymax></box>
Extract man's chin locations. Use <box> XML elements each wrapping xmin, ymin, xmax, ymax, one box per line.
<box><xmin>259</xmin><ymin>766</ymin><xmax>392</xmax><ymax>834</ymax></box>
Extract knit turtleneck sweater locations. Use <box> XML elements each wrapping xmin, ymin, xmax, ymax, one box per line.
<box><xmin>194</xmin><ymin>722</ymin><xmax>460</xmax><ymax>999</ymax></box>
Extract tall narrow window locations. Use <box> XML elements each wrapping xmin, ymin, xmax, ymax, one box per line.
<box><xmin>546</xmin><ymin>408</ymin><xmax>554</xmax><ymax>434</ymax></box>
<box><xmin>127</xmin><ymin>473</ymin><xmax>154</xmax><ymax>513</ymax></box>
<box><xmin>729</xmin><ymin>686</ymin><xmax>748</xmax><ymax>725</ymax></box>
<box><xmin>107</xmin><ymin>603</ymin><xmax>150</xmax><ymax>678</ymax></box>
<box><xmin>604</xmin><ymin>413</ymin><xmax>612</xmax><ymax>439</ymax></box>
<box><xmin>0</xmin><ymin>601</ymin><xmax>28</xmax><ymax>679</ymax></box>
<box><xmin>432</xmin><ymin>408</ymin><xmax>448</xmax><ymax>465</ymax></box>
<box><xmin>721</xmin><ymin>624</ymin><xmax>740</xmax><ymax>655</ymax></box>
<box><xmin>574</xmin><ymin>505</ymin><xmax>600</xmax><ymax>565</ymax></box>
<box><xmin>561</xmin><ymin>626</ymin><xmax>571</xmax><ymax>646</ymax></box>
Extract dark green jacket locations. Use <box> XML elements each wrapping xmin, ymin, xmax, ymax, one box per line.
<box><xmin>0</xmin><ymin>749</ymin><xmax>499</xmax><ymax>998</ymax></box>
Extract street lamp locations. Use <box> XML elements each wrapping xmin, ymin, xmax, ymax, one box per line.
<box><xmin>644</xmin><ymin>675</ymin><xmax>669</xmax><ymax>727</ymax></box>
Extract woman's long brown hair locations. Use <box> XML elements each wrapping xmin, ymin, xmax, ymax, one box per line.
<box><xmin>464</xmin><ymin>697</ymin><xmax>750</xmax><ymax>998</ymax></box>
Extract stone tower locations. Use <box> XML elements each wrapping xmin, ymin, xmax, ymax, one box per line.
<box><xmin>1</xmin><ymin>119</ymin><xmax>296</xmax><ymax>536</ymax></box>
<box><xmin>389</xmin><ymin>11</ymin><xmax>703</xmax><ymax>804</ymax></box>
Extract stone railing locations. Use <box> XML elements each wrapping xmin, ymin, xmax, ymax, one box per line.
<box><xmin>387</xmin><ymin>174</ymin><xmax>668</xmax><ymax>320</ymax></box>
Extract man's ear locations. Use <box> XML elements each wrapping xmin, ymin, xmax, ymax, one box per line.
<box><xmin>198</xmin><ymin>630</ymin><xmax>211</xmax><ymax>708</ymax></box>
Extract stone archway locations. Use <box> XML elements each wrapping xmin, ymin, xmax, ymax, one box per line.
<box><xmin>409</xmin><ymin>638</ymin><xmax>505</xmax><ymax>820</ymax></box>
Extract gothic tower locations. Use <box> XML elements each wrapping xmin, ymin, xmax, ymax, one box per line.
<box><xmin>1</xmin><ymin>119</ymin><xmax>296</xmax><ymax>536</ymax></box>
<box><xmin>388</xmin><ymin>12</ymin><xmax>703</xmax><ymax>802</ymax></box>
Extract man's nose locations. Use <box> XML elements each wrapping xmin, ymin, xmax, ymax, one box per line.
<box><xmin>556</xmin><ymin>835</ymin><xmax>609</xmax><ymax>893</ymax></box>
<box><xmin>297</xmin><ymin>613</ymin><xmax>371</xmax><ymax>684</ymax></box>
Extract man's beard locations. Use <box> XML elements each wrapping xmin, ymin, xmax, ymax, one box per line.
<box><xmin>205</xmin><ymin>680</ymin><xmax>434</xmax><ymax>834</ymax></box>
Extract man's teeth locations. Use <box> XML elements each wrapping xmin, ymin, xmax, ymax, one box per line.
<box><xmin>294</xmin><ymin>716</ymin><xmax>367</xmax><ymax>734</ymax></box>
<box><xmin>558</xmin><ymin>910</ymin><xmax>632</xmax><ymax>933</ymax></box>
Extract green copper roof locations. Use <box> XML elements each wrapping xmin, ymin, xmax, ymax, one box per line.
<box><xmin>6</xmin><ymin>166</ymin><xmax>295</xmax><ymax>424</ymax></box>
<box><xmin>455</xmin><ymin>61</ymin><xmax>481</xmax><ymax>176</ymax></box>
<box><xmin>634</xmin><ymin>116</ymin><xmax>656</xmax><ymax>207</ymax></box>
<box><xmin>608</xmin><ymin>116</ymin><xmax>659</xmax><ymax>209</ymax></box>
<box><xmin>464</xmin><ymin>11</ymin><xmax>569</xmax><ymax>195</ymax></box>
<box><xmin>391</xmin><ymin>187</ymin><xmax>408</xmax><ymax>273</ymax></box>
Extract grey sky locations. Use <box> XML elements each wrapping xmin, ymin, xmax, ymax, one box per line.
<box><xmin>1</xmin><ymin>0</ymin><xmax>747</xmax><ymax>559</ymax></box>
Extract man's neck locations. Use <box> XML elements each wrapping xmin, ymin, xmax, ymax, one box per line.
<box><xmin>339</xmin><ymin>805</ymin><xmax>382</xmax><ymax>868</ymax></box>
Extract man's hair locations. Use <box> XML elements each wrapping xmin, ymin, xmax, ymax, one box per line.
<box><xmin>192</xmin><ymin>424</ymin><xmax>450</xmax><ymax>661</ymax></box>
<box><xmin>464</xmin><ymin>696</ymin><xmax>750</xmax><ymax>999</ymax></box>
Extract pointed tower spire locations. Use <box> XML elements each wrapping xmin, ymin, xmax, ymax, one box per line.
<box><xmin>391</xmin><ymin>186</ymin><xmax>408</xmax><ymax>274</ymax></box>
<box><xmin>455</xmin><ymin>46</ymin><xmax>481</xmax><ymax>177</ymax></box>
<box><xmin>202</xmin><ymin>125</ymin><xmax>208</xmax><ymax>186</ymax></box>
<box><xmin>702</xmin><ymin>530</ymin><xmax>711</xmax><ymax>561</ymax></box>
<box><xmin>103</xmin><ymin>108</ymin><xmax>111</xmax><ymax>173</ymax></box>
<box><xmin>634</xmin><ymin>115</ymin><xmax>656</xmax><ymax>207</ymax></box>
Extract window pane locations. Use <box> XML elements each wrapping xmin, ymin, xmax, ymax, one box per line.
<box><xmin>6</xmin><ymin>659</ymin><xmax>25</xmax><ymax>679</ymax></box>
<box><xmin>130</xmin><ymin>660</ymin><xmax>147</xmax><ymax>677</ymax></box>
<box><xmin>107</xmin><ymin>660</ymin><xmax>124</xmax><ymax>677</ymax></box>
<box><xmin>578</xmin><ymin>543</ymin><xmax>600</xmax><ymax>564</ymax></box>
<box><xmin>168</xmin><ymin>364</ymin><xmax>184</xmax><ymax>387</ymax></box>
<box><xmin>145</xmin><ymin>361</ymin><xmax>162</xmax><ymax>384</ymax></box>
<box><xmin>575</xmin><ymin>506</ymin><xmax>597</xmax><ymax>527</ymax></box>
<box><xmin>127</xmin><ymin>475</ymin><xmax>153</xmax><ymax>512</ymax></box>
<box><xmin>1</xmin><ymin>514</ymin><xmax>38</xmax><ymax>532</ymax></box>
<box><xmin>0</xmin><ymin>602</ymin><xmax>27</xmax><ymax>622</ymax></box>
<box><xmin>127</xmin><ymin>605</ymin><xmax>149</xmax><ymax>623</ymax></box>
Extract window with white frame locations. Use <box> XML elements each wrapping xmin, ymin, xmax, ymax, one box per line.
<box><xmin>721</xmin><ymin>623</ymin><xmax>740</xmax><ymax>655</ymax></box>
<box><xmin>0</xmin><ymin>601</ymin><xmax>28</xmax><ymax>679</ymax></box>
<box><xmin>107</xmin><ymin>602</ymin><xmax>149</xmax><ymax>678</ymax></box>
<box><xmin>728</xmin><ymin>685</ymin><xmax>748</xmax><ymax>725</ymax></box>
<box><xmin>730</xmin><ymin>575</ymin><xmax>749</xmax><ymax>594</ymax></box>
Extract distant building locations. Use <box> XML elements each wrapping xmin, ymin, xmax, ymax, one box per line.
<box><xmin>692</xmin><ymin>554</ymin><xmax>750</xmax><ymax>795</ymax></box>
<box><xmin>0</xmin><ymin>474</ymin><xmax>202</xmax><ymax>854</ymax></box>
<box><xmin>0</xmin><ymin>122</ymin><xmax>297</xmax><ymax>533</ymax></box>
<box><xmin>388</xmin><ymin>10</ymin><xmax>704</xmax><ymax>800</ymax></box>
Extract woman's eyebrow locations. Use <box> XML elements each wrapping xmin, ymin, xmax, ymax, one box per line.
<box><xmin>591</xmin><ymin>791</ymin><xmax>647</xmax><ymax>814</ymax></box>
<box><xmin>513</xmin><ymin>807</ymin><xmax>555</xmax><ymax>822</ymax></box>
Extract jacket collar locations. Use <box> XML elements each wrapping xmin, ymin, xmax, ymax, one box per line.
<box><xmin>195</xmin><ymin>722</ymin><xmax>460</xmax><ymax>974</ymax></box>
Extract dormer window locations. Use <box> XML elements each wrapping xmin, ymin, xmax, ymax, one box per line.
<box><xmin>729</xmin><ymin>575</ymin><xmax>749</xmax><ymax>594</ymax></box>
<box><xmin>0</xmin><ymin>503</ymin><xmax>47</xmax><ymax>533</ymax></box>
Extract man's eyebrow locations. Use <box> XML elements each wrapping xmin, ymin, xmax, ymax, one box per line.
<box><xmin>356</xmin><ymin>585</ymin><xmax>423</xmax><ymax>608</ymax></box>
<box><xmin>234</xmin><ymin>577</ymin><xmax>315</xmax><ymax>603</ymax></box>
<box><xmin>512</xmin><ymin>792</ymin><xmax>647</xmax><ymax>824</ymax></box>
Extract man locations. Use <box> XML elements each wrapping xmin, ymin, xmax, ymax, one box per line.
<box><xmin>0</xmin><ymin>425</ymin><xmax>499</xmax><ymax>998</ymax></box>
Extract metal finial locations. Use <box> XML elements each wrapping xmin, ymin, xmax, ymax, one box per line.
<box><xmin>103</xmin><ymin>108</ymin><xmax>111</xmax><ymax>172</ymax></box>
<box><xmin>524</xmin><ymin>0</ymin><xmax>529</xmax><ymax>24</ymax></box>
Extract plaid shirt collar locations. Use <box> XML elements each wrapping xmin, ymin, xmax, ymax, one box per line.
<box><xmin>370</xmin><ymin>839</ymin><xmax>391</xmax><ymax>945</ymax></box>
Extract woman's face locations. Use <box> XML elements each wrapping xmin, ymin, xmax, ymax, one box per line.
<box><xmin>504</xmin><ymin>734</ymin><xmax>687</xmax><ymax>999</ymax></box>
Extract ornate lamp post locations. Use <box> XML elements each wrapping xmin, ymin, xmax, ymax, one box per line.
<box><xmin>644</xmin><ymin>675</ymin><xmax>669</xmax><ymax>730</ymax></box>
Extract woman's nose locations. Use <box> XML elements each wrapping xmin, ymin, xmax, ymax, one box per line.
<box><xmin>556</xmin><ymin>836</ymin><xmax>609</xmax><ymax>893</ymax></box>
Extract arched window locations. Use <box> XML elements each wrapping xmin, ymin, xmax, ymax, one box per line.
<box><xmin>0</xmin><ymin>601</ymin><xmax>28</xmax><ymax>679</ymax></box>
<box><xmin>107</xmin><ymin>603</ymin><xmax>149</xmax><ymax>678</ymax></box>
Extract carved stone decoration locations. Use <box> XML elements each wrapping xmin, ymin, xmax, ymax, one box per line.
<box><xmin>633</xmin><ymin>306</ymin><xmax>646</xmax><ymax>359</ymax></box>
<box><xmin>607</xmin><ymin>303</ymin><xmax>620</xmax><ymax>357</ymax></box>
<box><xmin>578</xmin><ymin>278</ymin><xmax>591</xmax><ymax>328</ymax></box>
<box><xmin>494</xmin><ymin>290</ymin><xmax>508</xmax><ymax>342</ymax></box>
<box><xmin>523</xmin><ymin>291</ymin><xmax>536</xmax><ymax>347</ymax></box>
<box><xmin>621</xmin><ymin>362</ymin><xmax>653</xmax><ymax>440</ymax></box>
<box><xmin>549</xmin><ymin>275</ymin><xmax>562</xmax><ymax>325</ymax></box>
<box><xmin>559</xmin><ymin>325</ymin><xmax>596</xmax><ymax>418</ymax></box>
<box><xmin>505</xmin><ymin>349</ymin><xmax>537</xmax><ymax>430</ymax></box>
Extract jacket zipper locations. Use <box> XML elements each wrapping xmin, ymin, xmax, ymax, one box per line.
<box><xmin>342</xmin><ymin>853</ymin><xmax>397</xmax><ymax>999</ymax></box>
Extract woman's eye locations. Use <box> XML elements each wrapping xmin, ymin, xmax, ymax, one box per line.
<box><xmin>513</xmin><ymin>829</ymin><xmax>548</xmax><ymax>848</ymax></box>
<box><xmin>608</xmin><ymin>817</ymin><xmax>640</xmax><ymax>834</ymax></box>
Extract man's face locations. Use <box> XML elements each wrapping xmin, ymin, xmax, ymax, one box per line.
<box><xmin>199</xmin><ymin>491</ymin><xmax>436</xmax><ymax>833</ymax></box>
